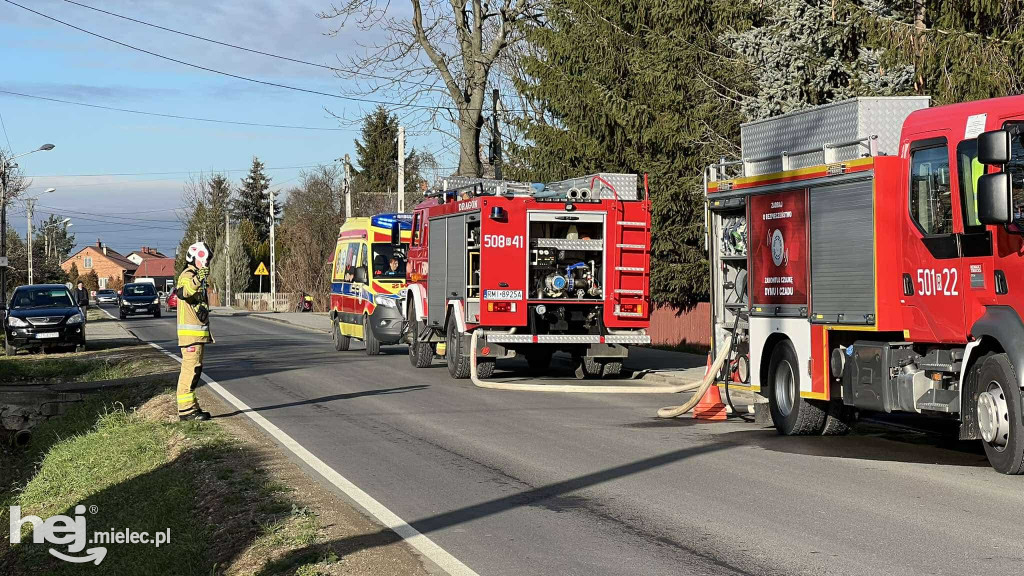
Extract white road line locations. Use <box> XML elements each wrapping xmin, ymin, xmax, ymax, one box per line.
<box><xmin>139</xmin><ymin>335</ymin><xmax>477</xmax><ymax>576</ymax></box>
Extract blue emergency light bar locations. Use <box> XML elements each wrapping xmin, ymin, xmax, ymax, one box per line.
<box><xmin>371</xmin><ymin>213</ymin><xmax>413</xmax><ymax>230</ymax></box>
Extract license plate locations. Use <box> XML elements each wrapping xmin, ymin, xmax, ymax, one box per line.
<box><xmin>135</xmin><ymin>306</ymin><xmax>149</xmax><ymax>311</ymax></box>
<box><xmin>484</xmin><ymin>290</ymin><xmax>523</xmax><ymax>300</ymax></box>
<box><xmin>36</xmin><ymin>332</ymin><xmax>59</xmax><ymax>339</ymax></box>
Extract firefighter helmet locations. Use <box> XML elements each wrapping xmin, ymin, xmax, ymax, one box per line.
<box><xmin>186</xmin><ymin>241</ymin><xmax>212</xmax><ymax>268</ymax></box>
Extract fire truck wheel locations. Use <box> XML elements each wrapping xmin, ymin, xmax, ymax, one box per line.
<box><xmin>363</xmin><ymin>314</ymin><xmax>380</xmax><ymax>356</ymax></box>
<box><xmin>407</xmin><ymin>305</ymin><xmax>433</xmax><ymax>368</ymax></box>
<box><xmin>525</xmin><ymin>349</ymin><xmax>553</xmax><ymax>375</ymax></box>
<box><xmin>476</xmin><ymin>358</ymin><xmax>496</xmax><ymax>379</ymax></box>
<box><xmin>817</xmin><ymin>400</ymin><xmax>854</xmax><ymax>436</ymax></box>
<box><xmin>446</xmin><ymin>317</ymin><xmax>471</xmax><ymax>379</ymax></box>
<box><xmin>976</xmin><ymin>353</ymin><xmax>1024</xmax><ymax>475</ymax></box>
<box><xmin>333</xmin><ymin>319</ymin><xmax>350</xmax><ymax>351</ymax></box>
<box><xmin>574</xmin><ymin>356</ymin><xmax>603</xmax><ymax>379</ymax></box>
<box><xmin>767</xmin><ymin>340</ymin><xmax>826</xmax><ymax>435</ymax></box>
<box><xmin>601</xmin><ymin>361</ymin><xmax>623</xmax><ymax>378</ymax></box>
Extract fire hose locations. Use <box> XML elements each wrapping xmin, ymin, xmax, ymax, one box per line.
<box><xmin>468</xmin><ymin>330</ymin><xmax>733</xmax><ymax>407</ymax></box>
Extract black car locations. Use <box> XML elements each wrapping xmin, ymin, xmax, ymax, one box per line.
<box><xmin>4</xmin><ymin>284</ymin><xmax>86</xmax><ymax>355</ymax></box>
<box><xmin>119</xmin><ymin>283</ymin><xmax>161</xmax><ymax>319</ymax></box>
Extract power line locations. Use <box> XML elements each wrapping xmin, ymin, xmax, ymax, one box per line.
<box><xmin>0</xmin><ymin>110</ymin><xmax>12</xmax><ymax>151</ymax></box>
<box><xmin>4</xmin><ymin>0</ymin><xmax>450</xmax><ymax>113</ymax></box>
<box><xmin>0</xmin><ymin>89</ymin><xmax>356</xmax><ymax>132</ymax></box>
<box><xmin>26</xmin><ymin>162</ymin><xmax>334</xmax><ymax>179</ymax></box>
<box><xmin>58</xmin><ymin>0</ymin><xmax>437</xmax><ymax>89</ymax></box>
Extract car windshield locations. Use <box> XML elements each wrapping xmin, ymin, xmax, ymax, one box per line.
<box><xmin>11</xmin><ymin>287</ymin><xmax>74</xmax><ymax>309</ymax></box>
<box><xmin>371</xmin><ymin>243</ymin><xmax>408</xmax><ymax>282</ymax></box>
<box><xmin>123</xmin><ymin>284</ymin><xmax>155</xmax><ymax>296</ymax></box>
<box><xmin>99</xmin><ymin>290</ymin><xmax>115</xmax><ymax>295</ymax></box>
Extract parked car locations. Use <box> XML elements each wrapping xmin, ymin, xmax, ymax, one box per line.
<box><xmin>95</xmin><ymin>289</ymin><xmax>118</xmax><ymax>304</ymax></box>
<box><xmin>4</xmin><ymin>284</ymin><xmax>86</xmax><ymax>355</ymax></box>
<box><xmin>119</xmin><ymin>282</ymin><xmax>161</xmax><ymax>319</ymax></box>
<box><xmin>165</xmin><ymin>290</ymin><xmax>177</xmax><ymax>312</ymax></box>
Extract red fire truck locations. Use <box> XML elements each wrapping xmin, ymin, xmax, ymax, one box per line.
<box><xmin>705</xmin><ymin>96</ymin><xmax>1024</xmax><ymax>473</ymax></box>
<box><xmin>400</xmin><ymin>174</ymin><xmax>652</xmax><ymax>380</ymax></box>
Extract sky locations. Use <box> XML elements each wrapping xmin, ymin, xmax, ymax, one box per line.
<box><xmin>0</xmin><ymin>0</ymin><xmax>452</xmax><ymax>256</ymax></box>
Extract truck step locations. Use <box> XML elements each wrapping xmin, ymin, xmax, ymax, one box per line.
<box><xmin>916</xmin><ymin>388</ymin><xmax>961</xmax><ymax>413</ymax></box>
<box><xmin>616</xmin><ymin>243</ymin><xmax>645</xmax><ymax>250</ymax></box>
<box><xmin>534</xmin><ymin>238</ymin><xmax>605</xmax><ymax>251</ymax></box>
<box><xmin>615</xmin><ymin>266</ymin><xmax>644</xmax><ymax>272</ymax></box>
<box><xmin>614</xmin><ymin>289</ymin><xmax>644</xmax><ymax>294</ymax></box>
<box><xmin>616</xmin><ymin>221</ymin><xmax>646</xmax><ymax>227</ymax></box>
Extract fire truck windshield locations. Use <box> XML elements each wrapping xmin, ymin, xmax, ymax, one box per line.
<box><xmin>1006</xmin><ymin>122</ymin><xmax>1024</xmax><ymax>222</ymax></box>
<box><xmin>372</xmin><ymin>243</ymin><xmax>408</xmax><ymax>281</ymax></box>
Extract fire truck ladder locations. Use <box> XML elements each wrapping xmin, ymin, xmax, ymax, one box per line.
<box><xmin>600</xmin><ymin>175</ymin><xmax>650</xmax><ymax>316</ymax></box>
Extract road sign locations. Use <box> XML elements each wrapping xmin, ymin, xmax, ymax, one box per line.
<box><xmin>254</xmin><ymin>262</ymin><xmax>269</xmax><ymax>276</ymax></box>
<box><xmin>0</xmin><ymin>256</ymin><xmax>7</xmax><ymax>267</ymax></box>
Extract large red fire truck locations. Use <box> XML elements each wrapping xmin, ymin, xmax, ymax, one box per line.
<box><xmin>705</xmin><ymin>95</ymin><xmax>1024</xmax><ymax>473</ymax></box>
<box><xmin>400</xmin><ymin>174</ymin><xmax>652</xmax><ymax>380</ymax></box>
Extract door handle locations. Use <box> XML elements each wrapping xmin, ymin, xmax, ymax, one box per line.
<box><xmin>903</xmin><ymin>273</ymin><xmax>914</xmax><ymax>296</ymax></box>
<box><xmin>995</xmin><ymin>270</ymin><xmax>1009</xmax><ymax>295</ymax></box>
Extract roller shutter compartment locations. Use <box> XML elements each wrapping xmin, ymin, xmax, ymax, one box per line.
<box><xmin>809</xmin><ymin>179</ymin><xmax>875</xmax><ymax>324</ymax></box>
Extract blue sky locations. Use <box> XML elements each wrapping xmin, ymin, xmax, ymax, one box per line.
<box><xmin>1</xmin><ymin>0</ymin><xmax>452</xmax><ymax>255</ymax></box>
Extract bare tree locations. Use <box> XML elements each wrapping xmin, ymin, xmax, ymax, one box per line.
<box><xmin>319</xmin><ymin>0</ymin><xmax>543</xmax><ymax>176</ymax></box>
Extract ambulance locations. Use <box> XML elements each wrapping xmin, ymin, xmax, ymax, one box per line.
<box><xmin>329</xmin><ymin>213</ymin><xmax>412</xmax><ymax>355</ymax></box>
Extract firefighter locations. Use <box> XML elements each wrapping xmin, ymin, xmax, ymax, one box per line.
<box><xmin>176</xmin><ymin>241</ymin><xmax>214</xmax><ymax>421</ymax></box>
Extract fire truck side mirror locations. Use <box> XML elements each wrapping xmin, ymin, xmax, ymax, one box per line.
<box><xmin>391</xmin><ymin>221</ymin><xmax>401</xmax><ymax>246</ymax></box>
<box><xmin>977</xmin><ymin>173</ymin><xmax>1013</xmax><ymax>225</ymax></box>
<box><xmin>978</xmin><ymin>130</ymin><xmax>1011</xmax><ymax>165</ymax></box>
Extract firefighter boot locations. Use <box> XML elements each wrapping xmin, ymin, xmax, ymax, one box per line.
<box><xmin>177</xmin><ymin>344</ymin><xmax>210</xmax><ymax>421</ymax></box>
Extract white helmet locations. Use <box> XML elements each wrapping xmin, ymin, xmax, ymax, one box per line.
<box><xmin>186</xmin><ymin>241</ymin><xmax>212</xmax><ymax>268</ymax></box>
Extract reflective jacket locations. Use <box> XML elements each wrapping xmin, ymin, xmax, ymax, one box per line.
<box><xmin>176</xmin><ymin>265</ymin><xmax>213</xmax><ymax>346</ymax></box>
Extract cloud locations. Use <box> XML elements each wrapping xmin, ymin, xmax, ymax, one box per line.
<box><xmin>2</xmin><ymin>81</ymin><xmax>180</xmax><ymax>102</ymax></box>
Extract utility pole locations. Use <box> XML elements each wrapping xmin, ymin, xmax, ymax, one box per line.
<box><xmin>268</xmin><ymin>187</ymin><xmax>276</xmax><ymax>311</ymax></box>
<box><xmin>491</xmin><ymin>89</ymin><xmax>503</xmax><ymax>181</ymax></box>
<box><xmin>343</xmin><ymin>153</ymin><xmax>352</xmax><ymax>220</ymax></box>
<box><xmin>1</xmin><ymin>164</ymin><xmax>9</xmax><ymax>306</ymax></box>
<box><xmin>397</xmin><ymin>125</ymin><xmax>406</xmax><ymax>212</ymax></box>
<box><xmin>25</xmin><ymin>199</ymin><xmax>35</xmax><ymax>284</ymax></box>
<box><xmin>225</xmin><ymin>212</ymin><xmax>231</xmax><ymax>309</ymax></box>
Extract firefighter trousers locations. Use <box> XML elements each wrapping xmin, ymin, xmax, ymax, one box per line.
<box><xmin>177</xmin><ymin>344</ymin><xmax>205</xmax><ymax>416</ymax></box>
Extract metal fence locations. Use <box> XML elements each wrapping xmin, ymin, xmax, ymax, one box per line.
<box><xmin>233</xmin><ymin>292</ymin><xmax>296</xmax><ymax>312</ymax></box>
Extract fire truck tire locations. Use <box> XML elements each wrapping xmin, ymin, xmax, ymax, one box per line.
<box><xmin>333</xmin><ymin>319</ymin><xmax>350</xmax><ymax>351</ymax></box>
<box><xmin>446</xmin><ymin>317</ymin><xmax>471</xmax><ymax>379</ymax></box>
<box><xmin>407</xmin><ymin>305</ymin><xmax>433</xmax><ymax>368</ymax></box>
<box><xmin>601</xmin><ymin>361</ymin><xmax>623</xmax><ymax>378</ymax></box>
<box><xmin>767</xmin><ymin>340</ymin><xmax>826</xmax><ymax>435</ymax></box>
<box><xmin>363</xmin><ymin>315</ymin><xmax>380</xmax><ymax>356</ymax></box>
<box><xmin>976</xmin><ymin>353</ymin><xmax>1024</xmax><ymax>475</ymax></box>
<box><xmin>817</xmin><ymin>400</ymin><xmax>854</xmax><ymax>436</ymax></box>
<box><xmin>574</xmin><ymin>356</ymin><xmax>603</xmax><ymax>379</ymax></box>
<box><xmin>476</xmin><ymin>358</ymin><xmax>496</xmax><ymax>379</ymax></box>
<box><xmin>526</xmin><ymin>349</ymin><xmax>553</xmax><ymax>375</ymax></box>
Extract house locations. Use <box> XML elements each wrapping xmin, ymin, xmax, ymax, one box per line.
<box><xmin>61</xmin><ymin>240</ymin><xmax>138</xmax><ymax>290</ymax></box>
<box><xmin>133</xmin><ymin>257</ymin><xmax>176</xmax><ymax>293</ymax></box>
<box><xmin>126</xmin><ymin>246</ymin><xmax>167</xmax><ymax>266</ymax></box>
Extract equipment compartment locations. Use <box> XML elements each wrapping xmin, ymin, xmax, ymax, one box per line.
<box><xmin>528</xmin><ymin>213</ymin><xmax>605</xmax><ymax>300</ymax></box>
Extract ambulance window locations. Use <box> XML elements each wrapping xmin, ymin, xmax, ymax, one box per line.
<box><xmin>342</xmin><ymin>243</ymin><xmax>359</xmax><ymax>281</ymax></box>
<box><xmin>909</xmin><ymin>144</ymin><xmax>953</xmax><ymax>236</ymax></box>
<box><xmin>956</xmin><ymin>139</ymin><xmax>984</xmax><ymax>231</ymax></box>
<box><xmin>1003</xmin><ymin>122</ymin><xmax>1024</xmax><ymax>222</ymax></box>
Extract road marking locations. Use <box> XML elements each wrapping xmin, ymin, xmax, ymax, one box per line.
<box><xmin>137</xmin><ymin>336</ymin><xmax>477</xmax><ymax>576</ymax></box>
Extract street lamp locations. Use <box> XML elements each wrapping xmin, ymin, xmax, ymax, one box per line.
<box><xmin>1</xmin><ymin>143</ymin><xmax>55</xmax><ymax>307</ymax></box>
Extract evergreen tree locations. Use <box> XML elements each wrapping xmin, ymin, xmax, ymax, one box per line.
<box><xmin>352</xmin><ymin>106</ymin><xmax>425</xmax><ymax>216</ymax></box>
<box><xmin>511</xmin><ymin>0</ymin><xmax>755</xmax><ymax>309</ymax></box>
<box><xmin>232</xmin><ymin>157</ymin><xmax>278</xmax><ymax>239</ymax></box>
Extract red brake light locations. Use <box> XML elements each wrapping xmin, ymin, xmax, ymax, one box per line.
<box><xmin>487</xmin><ymin>302</ymin><xmax>516</xmax><ymax>312</ymax></box>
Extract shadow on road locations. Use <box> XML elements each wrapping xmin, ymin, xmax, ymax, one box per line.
<box><xmin>213</xmin><ymin>384</ymin><xmax>430</xmax><ymax>419</ymax></box>
<box><xmin>252</xmin><ymin>441</ymin><xmax>739</xmax><ymax>575</ymax></box>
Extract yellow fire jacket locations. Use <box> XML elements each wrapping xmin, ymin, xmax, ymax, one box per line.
<box><xmin>176</xmin><ymin>265</ymin><xmax>213</xmax><ymax>347</ymax></box>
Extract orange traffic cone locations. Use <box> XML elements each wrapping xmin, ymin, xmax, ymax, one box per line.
<box><xmin>693</xmin><ymin>383</ymin><xmax>728</xmax><ymax>421</ymax></box>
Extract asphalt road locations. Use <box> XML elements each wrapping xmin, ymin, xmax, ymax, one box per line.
<box><xmin>113</xmin><ymin>306</ymin><xmax>1024</xmax><ymax>576</ymax></box>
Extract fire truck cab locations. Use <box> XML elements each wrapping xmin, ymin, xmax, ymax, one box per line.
<box><xmin>401</xmin><ymin>174</ymin><xmax>652</xmax><ymax>380</ymax></box>
<box><xmin>706</xmin><ymin>96</ymin><xmax>1024</xmax><ymax>473</ymax></box>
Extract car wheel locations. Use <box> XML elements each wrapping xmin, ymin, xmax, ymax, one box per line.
<box><xmin>363</xmin><ymin>314</ymin><xmax>380</xmax><ymax>356</ymax></box>
<box><xmin>333</xmin><ymin>319</ymin><xmax>351</xmax><ymax>351</ymax></box>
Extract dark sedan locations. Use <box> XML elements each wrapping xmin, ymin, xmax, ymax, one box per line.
<box><xmin>4</xmin><ymin>284</ymin><xmax>86</xmax><ymax>355</ymax></box>
<box><xmin>119</xmin><ymin>282</ymin><xmax>161</xmax><ymax>319</ymax></box>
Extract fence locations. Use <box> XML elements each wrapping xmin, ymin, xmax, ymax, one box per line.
<box><xmin>233</xmin><ymin>292</ymin><xmax>297</xmax><ymax>312</ymax></box>
<box><xmin>648</xmin><ymin>303</ymin><xmax>711</xmax><ymax>350</ymax></box>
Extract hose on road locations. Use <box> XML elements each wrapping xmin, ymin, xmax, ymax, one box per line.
<box><xmin>468</xmin><ymin>330</ymin><xmax>733</xmax><ymax>404</ymax></box>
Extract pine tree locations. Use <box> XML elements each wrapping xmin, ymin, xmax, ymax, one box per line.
<box><xmin>352</xmin><ymin>106</ymin><xmax>424</xmax><ymax>216</ymax></box>
<box><xmin>510</xmin><ymin>0</ymin><xmax>755</xmax><ymax>309</ymax></box>
<box><xmin>232</xmin><ymin>157</ymin><xmax>278</xmax><ymax>239</ymax></box>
